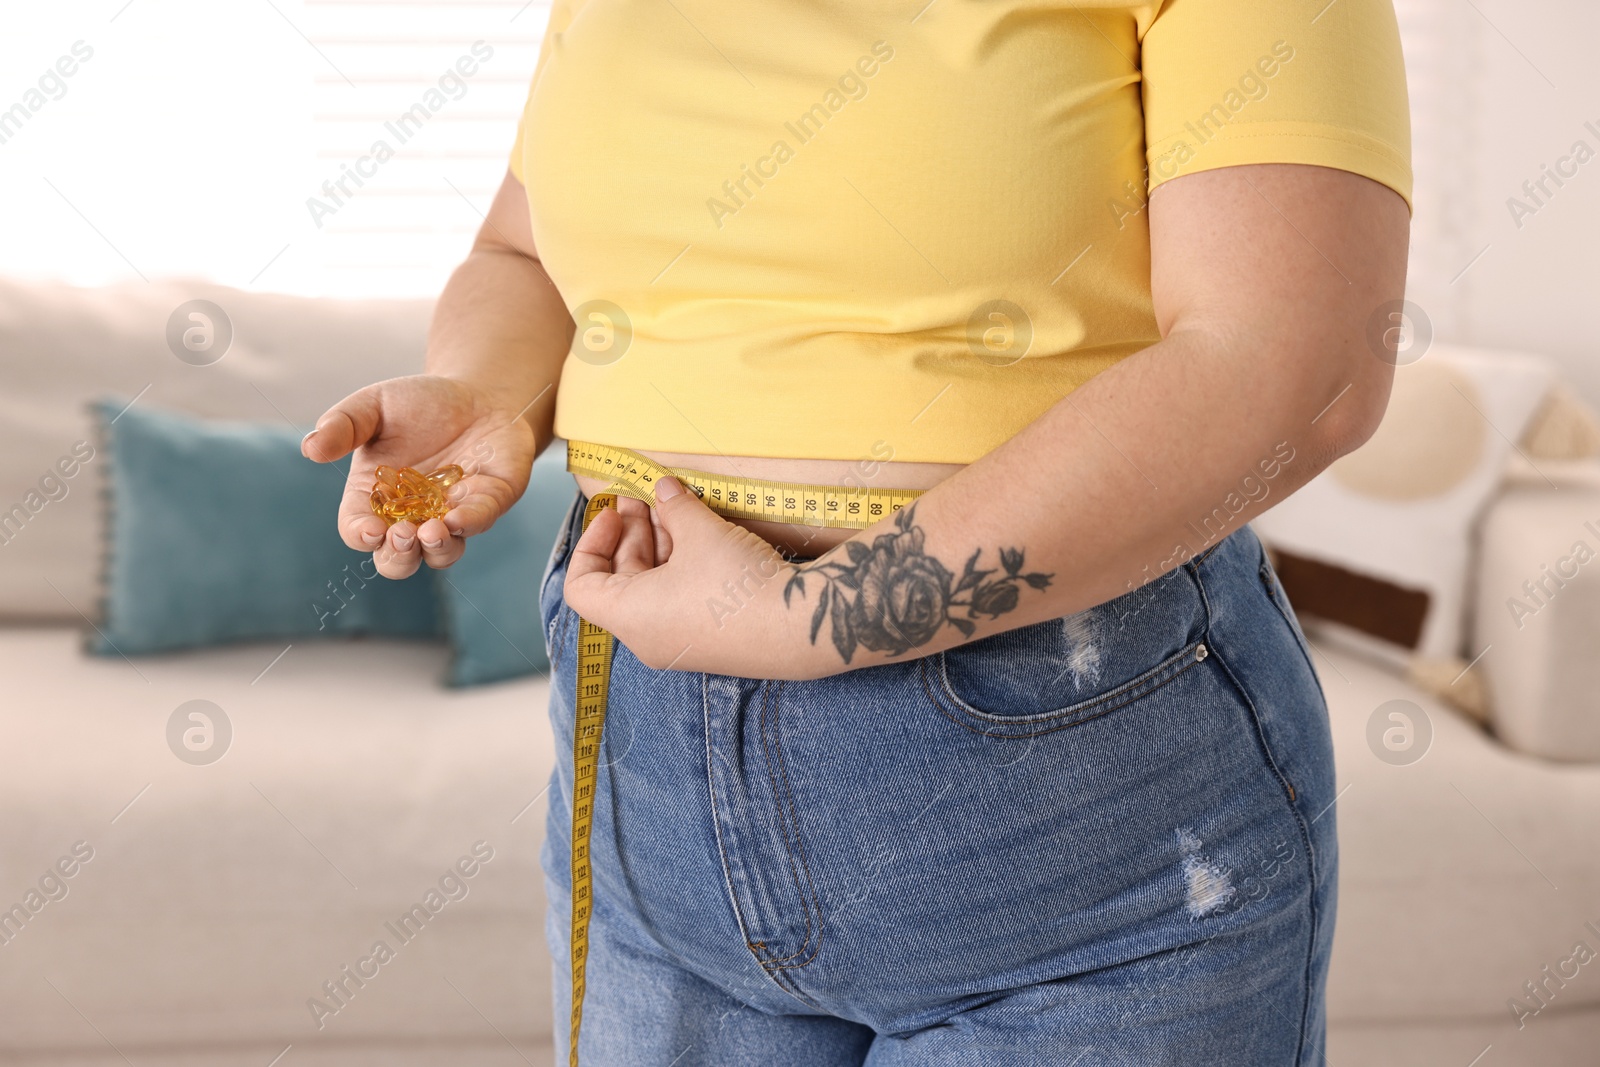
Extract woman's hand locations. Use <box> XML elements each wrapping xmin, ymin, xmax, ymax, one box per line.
<box><xmin>302</xmin><ymin>374</ymin><xmax>536</xmax><ymax>579</ymax></box>
<box><xmin>563</xmin><ymin>477</ymin><xmax>827</xmax><ymax>680</ymax></box>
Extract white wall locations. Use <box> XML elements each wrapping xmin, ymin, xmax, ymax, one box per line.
<box><xmin>1401</xmin><ymin>0</ymin><xmax>1600</xmax><ymax>406</ymax></box>
<box><xmin>0</xmin><ymin>1</ymin><xmax>545</xmax><ymax>299</ymax></box>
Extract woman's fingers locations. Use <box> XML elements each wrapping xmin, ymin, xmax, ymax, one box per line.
<box><xmin>302</xmin><ymin>386</ymin><xmax>383</xmax><ymax>464</ymax></box>
<box><xmin>365</xmin><ymin>516</ymin><xmax>464</xmax><ymax>579</ymax></box>
<box><xmin>441</xmin><ymin>477</ymin><xmax>512</xmax><ymax>539</ymax></box>
<box><xmin>648</xmin><ymin>499</ymin><xmax>674</xmax><ymax>562</ymax></box>
<box><xmin>417</xmin><ymin>516</ymin><xmax>464</xmax><ymax>570</ymax></box>
<box><xmin>343</xmin><ymin>508</ymin><xmax>389</xmax><ymax>553</ymax></box>
<box><xmin>565</xmin><ymin>503</ymin><xmax>623</xmax><ymax>598</ymax></box>
<box><xmin>566</xmin><ymin>497</ymin><xmax>657</xmax><ymax>590</ymax></box>
<box><xmin>373</xmin><ymin>519</ymin><xmax>424</xmax><ymax>579</ymax></box>
<box><xmin>611</xmin><ymin>495</ymin><xmax>657</xmax><ymax>574</ymax></box>
<box><xmin>313</xmin><ymin>386</ymin><xmax>393</xmax><ymax>552</ymax></box>
<box><xmin>340</xmin><ymin>467</ymin><xmax>388</xmax><ymax>552</ymax></box>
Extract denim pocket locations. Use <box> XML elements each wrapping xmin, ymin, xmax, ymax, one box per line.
<box><xmin>926</xmin><ymin>631</ymin><xmax>1210</xmax><ymax>738</ymax></box>
<box><xmin>923</xmin><ymin>554</ymin><xmax>1209</xmax><ymax>731</ymax></box>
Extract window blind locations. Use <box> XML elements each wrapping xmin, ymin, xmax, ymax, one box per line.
<box><xmin>299</xmin><ymin>0</ymin><xmax>549</xmax><ymax>296</ymax></box>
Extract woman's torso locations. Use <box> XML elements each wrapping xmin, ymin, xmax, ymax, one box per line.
<box><xmin>519</xmin><ymin>0</ymin><xmax>1414</xmax><ymax>549</ymax></box>
<box><xmin>525</xmin><ymin>0</ymin><xmax>1172</xmax><ymax>541</ymax></box>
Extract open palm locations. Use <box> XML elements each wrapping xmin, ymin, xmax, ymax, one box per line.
<box><xmin>302</xmin><ymin>374</ymin><xmax>537</xmax><ymax>578</ymax></box>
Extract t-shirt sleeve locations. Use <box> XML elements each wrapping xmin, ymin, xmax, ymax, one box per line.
<box><xmin>508</xmin><ymin>0</ymin><xmax>581</xmax><ymax>185</ymax></box>
<box><xmin>1139</xmin><ymin>0</ymin><xmax>1413</xmax><ymax>214</ymax></box>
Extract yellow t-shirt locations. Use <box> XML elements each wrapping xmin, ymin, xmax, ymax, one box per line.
<box><xmin>509</xmin><ymin>0</ymin><xmax>1412</xmax><ymax>465</ymax></box>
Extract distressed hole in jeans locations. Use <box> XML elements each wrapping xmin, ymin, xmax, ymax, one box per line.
<box><xmin>1176</xmin><ymin>827</ymin><xmax>1236</xmax><ymax>919</ymax></box>
<box><xmin>1058</xmin><ymin>608</ymin><xmax>1102</xmax><ymax>688</ymax></box>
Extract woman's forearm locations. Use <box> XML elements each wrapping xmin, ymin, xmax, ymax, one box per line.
<box><xmin>425</xmin><ymin>174</ymin><xmax>573</xmax><ymax>454</ymax></box>
<box><xmin>785</xmin><ymin>327</ymin><xmax>1352</xmax><ymax>668</ymax></box>
<box><xmin>779</xmin><ymin>164</ymin><xmax>1409</xmax><ymax>677</ymax></box>
<box><xmin>426</xmin><ymin>244</ymin><xmax>571</xmax><ymax>452</ymax></box>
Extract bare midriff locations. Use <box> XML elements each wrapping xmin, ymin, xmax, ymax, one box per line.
<box><xmin>570</xmin><ymin>447</ymin><xmax>967</xmax><ymax>559</ymax></box>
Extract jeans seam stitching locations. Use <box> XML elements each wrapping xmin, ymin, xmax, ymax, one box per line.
<box><xmin>539</xmin><ymin>489</ymin><xmax>581</xmax><ymax>606</ymax></box>
<box><xmin>756</xmin><ymin>679</ymin><xmax>824</xmax><ymax>970</ymax></box>
<box><xmin>1189</xmin><ymin>563</ymin><xmax>1321</xmax><ymax>1062</ymax></box>
<box><xmin>765</xmin><ymin>965</ymin><xmax>824</xmax><ymax>1009</ymax></box>
<box><xmin>702</xmin><ymin>678</ymin><xmax>817</xmax><ymax>1009</ymax></box>
<box><xmin>702</xmin><ymin>676</ymin><xmax>767</xmax><ymax>975</ymax></box>
<box><xmin>551</xmin><ymin>605</ymin><xmax>573</xmax><ymax>665</ymax></box>
<box><xmin>543</xmin><ymin>492</ymin><xmax>582</xmax><ymax>664</ymax></box>
<box><xmin>1207</xmin><ymin>639</ymin><xmax>1320</xmax><ymax>1063</ymax></box>
<box><xmin>1260</xmin><ymin>559</ymin><xmax>1319</xmax><ymax>680</ymax></box>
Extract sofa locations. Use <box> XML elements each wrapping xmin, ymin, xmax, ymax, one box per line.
<box><xmin>0</xmin><ymin>632</ymin><xmax>557</xmax><ymax>1067</ymax></box>
<box><xmin>2</xmin><ymin>278</ymin><xmax>1596</xmax><ymax>1065</ymax></box>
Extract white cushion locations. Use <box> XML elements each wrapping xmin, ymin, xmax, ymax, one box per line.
<box><xmin>1474</xmin><ymin>484</ymin><xmax>1600</xmax><ymax>760</ymax></box>
<box><xmin>1254</xmin><ymin>345</ymin><xmax>1555</xmax><ymax>661</ymax></box>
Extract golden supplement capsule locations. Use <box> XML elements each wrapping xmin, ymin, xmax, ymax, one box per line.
<box><xmin>369</xmin><ymin>464</ymin><xmax>465</xmax><ymax>526</ymax></box>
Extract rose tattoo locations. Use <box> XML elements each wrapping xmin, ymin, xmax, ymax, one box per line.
<box><xmin>781</xmin><ymin>502</ymin><xmax>1053</xmax><ymax>664</ymax></box>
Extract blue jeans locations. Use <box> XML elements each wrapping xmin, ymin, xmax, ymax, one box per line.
<box><xmin>537</xmin><ymin>489</ymin><xmax>1337</xmax><ymax>1066</ymax></box>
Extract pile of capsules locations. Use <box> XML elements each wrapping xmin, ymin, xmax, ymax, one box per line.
<box><xmin>369</xmin><ymin>464</ymin><xmax>464</xmax><ymax>526</ymax></box>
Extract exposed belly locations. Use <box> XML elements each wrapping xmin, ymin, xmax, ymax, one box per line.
<box><xmin>570</xmin><ymin>447</ymin><xmax>965</xmax><ymax>558</ymax></box>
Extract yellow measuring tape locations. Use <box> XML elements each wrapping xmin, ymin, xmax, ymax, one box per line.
<box><xmin>561</xmin><ymin>439</ymin><xmax>922</xmax><ymax>1065</ymax></box>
